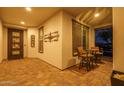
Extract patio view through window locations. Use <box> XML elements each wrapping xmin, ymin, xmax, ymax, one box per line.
<box><xmin>95</xmin><ymin>27</ymin><xmax>112</xmax><ymax>57</ymax></box>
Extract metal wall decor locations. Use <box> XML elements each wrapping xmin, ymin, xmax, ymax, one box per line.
<box><xmin>38</xmin><ymin>26</ymin><xmax>44</xmax><ymax>53</ymax></box>
<box><xmin>31</xmin><ymin>35</ymin><xmax>35</xmax><ymax>47</ymax></box>
<box><xmin>44</xmin><ymin>31</ymin><xmax>59</xmax><ymax>42</ymax></box>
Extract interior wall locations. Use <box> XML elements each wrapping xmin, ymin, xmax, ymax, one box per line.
<box><xmin>62</xmin><ymin>11</ymin><xmax>77</xmax><ymax>69</ymax></box>
<box><xmin>27</xmin><ymin>28</ymin><xmax>38</xmax><ymax>58</ymax></box>
<box><xmin>3</xmin><ymin>27</ymin><xmax>8</xmax><ymax>59</ymax></box>
<box><xmin>37</xmin><ymin>11</ymin><xmax>63</xmax><ymax>69</ymax></box>
<box><xmin>113</xmin><ymin>8</ymin><xmax>124</xmax><ymax>72</ymax></box>
<box><xmin>0</xmin><ymin>20</ymin><xmax>3</xmax><ymax>62</ymax></box>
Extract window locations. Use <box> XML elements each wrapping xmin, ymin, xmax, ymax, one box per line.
<box><xmin>83</xmin><ymin>25</ymin><xmax>89</xmax><ymax>50</ymax></box>
<box><xmin>72</xmin><ymin>20</ymin><xmax>89</xmax><ymax>56</ymax></box>
<box><xmin>95</xmin><ymin>27</ymin><xmax>112</xmax><ymax>57</ymax></box>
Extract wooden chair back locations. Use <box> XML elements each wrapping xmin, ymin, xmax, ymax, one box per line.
<box><xmin>91</xmin><ymin>47</ymin><xmax>99</xmax><ymax>54</ymax></box>
<box><xmin>77</xmin><ymin>46</ymin><xmax>84</xmax><ymax>57</ymax></box>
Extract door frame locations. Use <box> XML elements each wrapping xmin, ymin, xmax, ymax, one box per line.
<box><xmin>7</xmin><ymin>28</ymin><xmax>24</xmax><ymax>60</ymax></box>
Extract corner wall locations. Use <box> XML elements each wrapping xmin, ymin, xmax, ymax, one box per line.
<box><xmin>113</xmin><ymin>8</ymin><xmax>124</xmax><ymax>72</ymax></box>
<box><xmin>0</xmin><ymin>20</ymin><xmax>3</xmax><ymax>62</ymax></box>
<box><xmin>62</xmin><ymin>11</ymin><xmax>77</xmax><ymax>69</ymax></box>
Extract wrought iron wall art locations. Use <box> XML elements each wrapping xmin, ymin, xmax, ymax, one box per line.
<box><xmin>44</xmin><ymin>31</ymin><xmax>59</xmax><ymax>42</ymax></box>
<box><xmin>38</xmin><ymin>26</ymin><xmax>44</xmax><ymax>53</ymax></box>
<box><xmin>31</xmin><ymin>35</ymin><xmax>35</xmax><ymax>48</ymax></box>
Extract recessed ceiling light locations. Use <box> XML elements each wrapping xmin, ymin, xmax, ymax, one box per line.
<box><xmin>25</xmin><ymin>7</ymin><xmax>31</xmax><ymax>11</ymax></box>
<box><xmin>94</xmin><ymin>13</ymin><xmax>100</xmax><ymax>17</ymax></box>
<box><xmin>20</xmin><ymin>21</ymin><xmax>25</xmax><ymax>25</ymax></box>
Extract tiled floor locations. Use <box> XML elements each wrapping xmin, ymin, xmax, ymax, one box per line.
<box><xmin>0</xmin><ymin>58</ymin><xmax>112</xmax><ymax>86</ymax></box>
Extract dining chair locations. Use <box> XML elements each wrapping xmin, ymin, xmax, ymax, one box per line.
<box><xmin>77</xmin><ymin>46</ymin><xmax>91</xmax><ymax>71</ymax></box>
<box><xmin>91</xmin><ymin>47</ymin><xmax>103</xmax><ymax>63</ymax></box>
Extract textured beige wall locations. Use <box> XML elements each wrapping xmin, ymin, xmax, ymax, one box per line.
<box><xmin>27</xmin><ymin>11</ymin><xmax>76</xmax><ymax>70</ymax></box>
<box><xmin>0</xmin><ymin>20</ymin><xmax>3</xmax><ymax>62</ymax></box>
<box><xmin>27</xmin><ymin>28</ymin><xmax>38</xmax><ymax>58</ymax></box>
<box><xmin>113</xmin><ymin>8</ymin><xmax>124</xmax><ymax>72</ymax></box>
<box><xmin>37</xmin><ymin>11</ymin><xmax>63</xmax><ymax>69</ymax></box>
<box><xmin>62</xmin><ymin>11</ymin><xmax>76</xmax><ymax>69</ymax></box>
<box><xmin>3</xmin><ymin>27</ymin><xmax>8</xmax><ymax>59</ymax></box>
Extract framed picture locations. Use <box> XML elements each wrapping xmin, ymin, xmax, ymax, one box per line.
<box><xmin>31</xmin><ymin>35</ymin><xmax>35</xmax><ymax>48</ymax></box>
<box><xmin>38</xmin><ymin>26</ymin><xmax>44</xmax><ymax>53</ymax></box>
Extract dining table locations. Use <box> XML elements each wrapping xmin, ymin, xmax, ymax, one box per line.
<box><xmin>82</xmin><ymin>49</ymin><xmax>94</xmax><ymax>69</ymax></box>
<box><xmin>90</xmin><ymin>48</ymin><xmax>102</xmax><ymax>63</ymax></box>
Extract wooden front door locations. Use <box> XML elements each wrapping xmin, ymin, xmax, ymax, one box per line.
<box><xmin>8</xmin><ymin>28</ymin><xmax>24</xmax><ymax>60</ymax></box>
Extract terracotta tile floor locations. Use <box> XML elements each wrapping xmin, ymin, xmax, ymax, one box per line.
<box><xmin>0</xmin><ymin>58</ymin><xmax>112</xmax><ymax>86</ymax></box>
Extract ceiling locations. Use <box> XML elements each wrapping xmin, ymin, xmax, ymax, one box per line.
<box><xmin>0</xmin><ymin>7</ymin><xmax>61</xmax><ymax>27</ymax></box>
<box><xmin>0</xmin><ymin>7</ymin><xmax>112</xmax><ymax>27</ymax></box>
<box><xmin>78</xmin><ymin>7</ymin><xmax>112</xmax><ymax>27</ymax></box>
